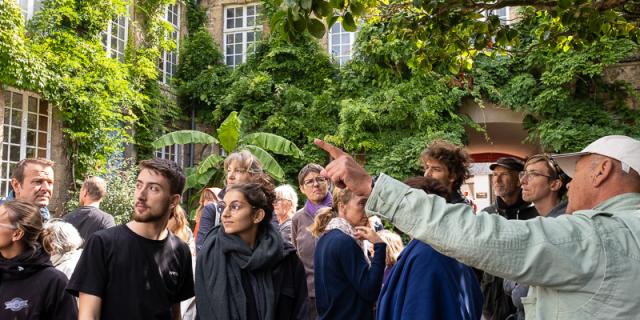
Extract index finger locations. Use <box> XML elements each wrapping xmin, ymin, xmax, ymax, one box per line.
<box><xmin>314</xmin><ymin>139</ymin><xmax>346</xmax><ymax>160</ymax></box>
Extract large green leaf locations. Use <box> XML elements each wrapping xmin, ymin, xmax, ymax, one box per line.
<box><xmin>152</xmin><ymin>130</ymin><xmax>217</xmax><ymax>149</ymax></box>
<box><xmin>217</xmin><ymin>111</ymin><xmax>241</xmax><ymax>153</ymax></box>
<box><xmin>185</xmin><ymin>168</ymin><xmax>217</xmax><ymax>191</ymax></box>
<box><xmin>196</xmin><ymin>154</ymin><xmax>224</xmax><ymax>175</ymax></box>
<box><xmin>241</xmin><ymin>132</ymin><xmax>304</xmax><ymax>158</ymax></box>
<box><xmin>243</xmin><ymin>145</ymin><xmax>285</xmax><ymax>181</ymax></box>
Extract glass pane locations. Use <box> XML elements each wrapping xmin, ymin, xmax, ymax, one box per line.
<box><xmin>226</xmin><ymin>56</ymin><xmax>233</xmax><ymax>66</ymax></box>
<box><xmin>39</xmin><ymin>99</ymin><xmax>47</xmax><ymax>114</ymax></box>
<box><xmin>2</xmin><ymin>144</ymin><xmax>8</xmax><ymax>161</ymax></box>
<box><xmin>11</xmin><ymin>93</ymin><xmax>22</xmax><ymax>109</ymax></box>
<box><xmin>3</xmin><ymin>127</ymin><xmax>8</xmax><ymax>143</ymax></box>
<box><xmin>235</xmin><ymin>17</ymin><xmax>242</xmax><ymax>28</ymax></box>
<box><xmin>28</xmin><ymin>97</ymin><xmax>38</xmax><ymax>112</ymax></box>
<box><xmin>10</xmin><ymin>146</ymin><xmax>20</xmax><ymax>162</ymax></box>
<box><xmin>38</xmin><ymin>132</ymin><xmax>47</xmax><ymax>148</ymax></box>
<box><xmin>11</xmin><ymin>109</ymin><xmax>21</xmax><ymax>125</ymax></box>
<box><xmin>8</xmin><ymin>162</ymin><xmax>16</xmax><ymax>179</ymax></box>
<box><xmin>247</xmin><ymin>32</ymin><xmax>254</xmax><ymax>42</ymax></box>
<box><xmin>26</xmin><ymin>130</ymin><xmax>36</xmax><ymax>146</ymax></box>
<box><xmin>10</xmin><ymin>128</ymin><xmax>21</xmax><ymax>144</ymax></box>
<box><xmin>37</xmin><ymin>148</ymin><xmax>46</xmax><ymax>158</ymax></box>
<box><xmin>235</xmin><ymin>44</ymin><xmax>242</xmax><ymax>53</ymax></box>
<box><xmin>4</xmin><ymin>108</ymin><xmax>10</xmax><ymax>125</ymax></box>
<box><xmin>27</xmin><ymin>113</ymin><xmax>37</xmax><ymax>129</ymax></box>
<box><xmin>332</xmin><ymin>34</ymin><xmax>340</xmax><ymax>44</ymax></box>
<box><xmin>226</xmin><ymin>34</ymin><xmax>234</xmax><ymax>43</ymax></box>
<box><xmin>247</xmin><ymin>6</ymin><xmax>254</xmax><ymax>15</ymax></box>
<box><xmin>247</xmin><ymin>17</ymin><xmax>254</xmax><ymax>27</ymax></box>
<box><xmin>26</xmin><ymin>147</ymin><xmax>35</xmax><ymax>158</ymax></box>
<box><xmin>342</xmin><ymin>33</ymin><xmax>351</xmax><ymax>43</ymax></box>
<box><xmin>226</xmin><ymin>8</ymin><xmax>234</xmax><ymax>19</ymax></box>
<box><xmin>235</xmin><ymin>33</ymin><xmax>242</xmax><ymax>42</ymax></box>
<box><xmin>39</xmin><ymin>116</ymin><xmax>48</xmax><ymax>131</ymax></box>
<box><xmin>226</xmin><ymin>19</ymin><xmax>234</xmax><ymax>29</ymax></box>
<box><xmin>1</xmin><ymin>181</ymin><xmax>6</xmax><ymax>197</ymax></box>
<box><xmin>4</xmin><ymin>91</ymin><xmax>10</xmax><ymax>107</ymax></box>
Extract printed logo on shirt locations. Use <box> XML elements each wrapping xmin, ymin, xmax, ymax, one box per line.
<box><xmin>4</xmin><ymin>297</ymin><xmax>29</xmax><ymax>312</ymax></box>
<box><xmin>169</xmin><ymin>271</ymin><xmax>179</xmax><ymax>277</ymax></box>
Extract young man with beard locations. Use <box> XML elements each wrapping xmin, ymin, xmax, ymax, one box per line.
<box><xmin>420</xmin><ymin>141</ymin><xmax>474</xmax><ymax>206</ymax></box>
<box><xmin>67</xmin><ymin>159</ymin><xmax>194</xmax><ymax>320</ymax></box>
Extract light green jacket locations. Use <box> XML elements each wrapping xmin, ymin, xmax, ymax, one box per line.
<box><xmin>366</xmin><ymin>174</ymin><xmax>640</xmax><ymax>320</ymax></box>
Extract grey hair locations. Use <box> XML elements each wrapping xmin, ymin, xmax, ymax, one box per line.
<box><xmin>42</xmin><ymin>219</ymin><xmax>83</xmax><ymax>255</ymax></box>
<box><xmin>275</xmin><ymin>184</ymin><xmax>298</xmax><ymax>213</ymax></box>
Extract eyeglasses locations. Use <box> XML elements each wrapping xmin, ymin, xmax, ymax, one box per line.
<box><xmin>302</xmin><ymin>176</ymin><xmax>328</xmax><ymax>187</ymax></box>
<box><xmin>0</xmin><ymin>223</ymin><xmax>17</xmax><ymax>230</ymax></box>
<box><xmin>217</xmin><ymin>200</ymin><xmax>256</xmax><ymax>215</ymax></box>
<box><xmin>518</xmin><ymin>170</ymin><xmax>554</xmax><ymax>182</ymax></box>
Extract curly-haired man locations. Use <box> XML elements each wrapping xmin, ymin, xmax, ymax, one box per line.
<box><xmin>420</xmin><ymin>140</ymin><xmax>473</xmax><ymax>205</ymax></box>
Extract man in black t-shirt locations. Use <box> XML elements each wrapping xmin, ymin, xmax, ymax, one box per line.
<box><xmin>67</xmin><ymin>159</ymin><xmax>194</xmax><ymax>319</ymax></box>
<box><xmin>63</xmin><ymin>176</ymin><xmax>115</xmax><ymax>246</ymax></box>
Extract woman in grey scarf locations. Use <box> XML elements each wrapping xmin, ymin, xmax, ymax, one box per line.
<box><xmin>195</xmin><ymin>181</ymin><xmax>308</xmax><ymax>320</ymax></box>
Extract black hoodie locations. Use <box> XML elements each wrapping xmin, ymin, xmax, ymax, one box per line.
<box><xmin>0</xmin><ymin>247</ymin><xmax>77</xmax><ymax>320</ymax></box>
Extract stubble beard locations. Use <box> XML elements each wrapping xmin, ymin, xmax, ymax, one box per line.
<box><xmin>132</xmin><ymin>200</ymin><xmax>171</xmax><ymax>223</ymax></box>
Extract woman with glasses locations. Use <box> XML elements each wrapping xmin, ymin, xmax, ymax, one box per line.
<box><xmin>274</xmin><ymin>184</ymin><xmax>298</xmax><ymax>244</ymax></box>
<box><xmin>505</xmin><ymin>154</ymin><xmax>571</xmax><ymax>320</ymax></box>
<box><xmin>291</xmin><ymin>163</ymin><xmax>332</xmax><ymax>320</ymax></box>
<box><xmin>0</xmin><ymin>200</ymin><xmax>77</xmax><ymax>319</ymax></box>
<box><xmin>195</xmin><ymin>182</ymin><xmax>308</xmax><ymax>320</ymax></box>
<box><xmin>196</xmin><ymin>150</ymin><xmax>264</xmax><ymax>254</ymax></box>
<box><xmin>309</xmin><ymin>188</ymin><xmax>386</xmax><ymax>320</ymax></box>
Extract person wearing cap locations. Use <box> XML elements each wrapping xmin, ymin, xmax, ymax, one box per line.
<box><xmin>313</xmin><ymin>135</ymin><xmax>640</xmax><ymax>320</ymax></box>
<box><xmin>483</xmin><ymin>157</ymin><xmax>538</xmax><ymax>220</ymax></box>
<box><xmin>481</xmin><ymin>157</ymin><xmax>538</xmax><ymax>320</ymax></box>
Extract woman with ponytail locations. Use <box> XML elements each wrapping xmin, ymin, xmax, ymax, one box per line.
<box><xmin>195</xmin><ymin>182</ymin><xmax>308</xmax><ymax>320</ymax></box>
<box><xmin>311</xmin><ymin>188</ymin><xmax>387</xmax><ymax>320</ymax></box>
<box><xmin>0</xmin><ymin>200</ymin><xmax>77</xmax><ymax>319</ymax></box>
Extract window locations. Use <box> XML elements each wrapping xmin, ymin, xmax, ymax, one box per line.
<box><xmin>17</xmin><ymin>0</ymin><xmax>42</xmax><ymax>20</ymax></box>
<box><xmin>223</xmin><ymin>4</ymin><xmax>262</xmax><ymax>67</ymax></box>
<box><xmin>102</xmin><ymin>16</ymin><xmax>128</xmax><ymax>62</ymax></box>
<box><xmin>1</xmin><ymin>88</ymin><xmax>52</xmax><ymax>197</ymax></box>
<box><xmin>158</xmin><ymin>4</ymin><xmax>180</xmax><ymax>84</ymax></box>
<box><xmin>155</xmin><ymin>144</ymin><xmax>183</xmax><ymax>167</ymax></box>
<box><xmin>328</xmin><ymin>22</ymin><xmax>356</xmax><ymax>66</ymax></box>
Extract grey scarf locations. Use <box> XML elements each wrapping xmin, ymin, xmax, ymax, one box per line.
<box><xmin>196</xmin><ymin>224</ymin><xmax>285</xmax><ymax>320</ymax></box>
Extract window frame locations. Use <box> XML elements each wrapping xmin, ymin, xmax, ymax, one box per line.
<box><xmin>103</xmin><ymin>15</ymin><xmax>129</xmax><ymax>62</ymax></box>
<box><xmin>158</xmin><ymin>3</ymin><xmax>181</xmax><ymax>84</ymax></box>
<box><xmin>223</xmin><ymin>4</ymin><xmax>263</xmax><ymax>67</ymax></box>
<box><xmin>328</xmin><ymin>21</ymin><xmax>357</xmax><ymax>66</ymax></box>
<box><xmin>17</xmin><ymin>0</ymin><xmax>42</xmax><ymax>20</ymax></box>
<box><xmin>154</xmin><ymin>143</ymin><xmax>184</xmax><ymax>167</ymax></box>
<box><xmin>0</xmin><ymin>87</ymin><xmax>53</xmax><ymax>197</ymax></box>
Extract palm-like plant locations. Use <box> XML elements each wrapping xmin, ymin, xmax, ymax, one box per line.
<box><xmin>152</xmin><ymin>111</ymin><xmax>303</xmax><ymax>191</ymax></box>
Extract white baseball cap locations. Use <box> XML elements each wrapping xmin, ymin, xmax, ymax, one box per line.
<box><xmin>550</xmin><ymin>135</ymin><xmax>640</xmax><ymax>178</ymax></box>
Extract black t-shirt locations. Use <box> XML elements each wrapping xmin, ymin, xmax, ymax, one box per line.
<box><xmin>66</xmin><ymin>225</ymin><xmax>194</xmax><ymax>320</ymax></box>
<box><xmin>63</xmin><ymin>206</ymin><xmax>116</xmax><ymax>247</ymax></box>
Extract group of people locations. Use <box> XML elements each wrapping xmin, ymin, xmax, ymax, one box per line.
<box><xmin>0</xmin><ymin>133</ymin><xmax>638</xmax><ymax>320</ymax></box>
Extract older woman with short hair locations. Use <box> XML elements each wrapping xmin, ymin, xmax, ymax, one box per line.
<box><xmin>274</xmin><ymin>184</ymin><xmax>298</xmax><ymax>244</ymax></box>
<box><xmin>42</xmin><ymin>219</ymin><xmax>84</xmax><ymax>279</ymax></box>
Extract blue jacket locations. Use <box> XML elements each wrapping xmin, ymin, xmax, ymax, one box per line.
<box><xmin>377</xmin><ymin>239</ymin><xmax>483</xmax><ymax>320</ymax></box>
<box><xmin>315</xmin><ymin>229</ymin><xmax>386</xmax><ymax>320</ymax></box>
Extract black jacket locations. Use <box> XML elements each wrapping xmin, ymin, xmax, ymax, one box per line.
<box><xmin>480</xmin><ymin>194</ymin><xmax>538</xmax><ymax>320</ymax></box>
<box><xmin>0</xmin><ymin>247</ymin><xmax>78</xmax><ymax>320</ymax></box>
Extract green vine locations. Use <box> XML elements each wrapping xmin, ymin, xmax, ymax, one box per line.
<box><xmin>0</xmin><ymin>0</ymin><xmax>181</xmax><ymax>186</ymax></box>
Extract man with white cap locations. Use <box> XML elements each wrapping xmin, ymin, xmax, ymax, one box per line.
<box><xmin>313</xmin><ymin>135</ymin><xmax>640</xmax><ymax>320</ymax></box>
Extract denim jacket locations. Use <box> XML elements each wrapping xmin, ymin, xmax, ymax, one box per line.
<box><xmin>366</xmin><ymin>174</ymin><xmax>640</xmax><ymax>320</ymax></box>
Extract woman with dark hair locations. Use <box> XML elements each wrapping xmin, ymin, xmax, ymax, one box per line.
<box><xmin>195</xmin><ymin>150</ymin><xmax>264</xmax><ymax>254</ymax></box>
<box><xmin>195</xmin><ymin>182</ymin><xmax>308</xmax><ymax>320</ymax></box>
<box><xmin>0</xmin><ymin>200</ymin><xmax>77</xmax><ymax>319</ymax></box>
<box><xmin>310</xmin><ymin>188</ymin><xmax>386</xmax><ymax>320</ymax></box>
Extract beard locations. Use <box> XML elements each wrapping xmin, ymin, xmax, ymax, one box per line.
<box><xmin>132</xmin><ymin>200</ymin><xmax>171</xmax><ymax>223</ymax></box>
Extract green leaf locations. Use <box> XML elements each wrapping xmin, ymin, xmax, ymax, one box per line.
<box><xmin>313</xmin><ymin>1</ymin><xmax>332</xmax><ymax>17</ymax></box>
<box><xmin>308</xmin><ymin>18</ymin><xmax>326</xmax><ymax>38</ymax></box>
<box><xmin>342</xmin><ymin>12</ymin><xmax>356</xmax><ymax>32</ymax></box>
<box><xmin>270</xmin><ymin>10</ymin><xmax>287</xmax><ymax>27</ymax></box>
<box><xmin>185</xmin><ymin>169</ymin><xmax>216</xmax><ymax>191</ymax></box>
<box><xmin>558</xmin><ymin>0</ymin><xmax>571</xmax><ymax>9</ymax></box>
<box><xmin>293</xmin><ymin>16</ymin><xmax>308</xmax><ymax>32</ymax></box>
<box><xmin>241</xmin><ymin>132</ymin><xmax>304</xmax><ymax>158</ymax></box>
<box><xmin>217</xmin><ymin>111</ymin><xmax>241</xmax><ymax>153</ymax></box>
<box><xmin>350</xmin><ymin>1</ymin><xmax>365</xmax><ymax>16</ymax></box>
<box><xmin>243</xmin><ymin>145</ymin><xmax>285</xmax><ymax>181</ymax></box>
<box><xmin>330</xmin><ymin>0</ymin><xmax>345</xmax><ymax>10</ymax></box>
<box><xmin>151</xmin><ymin>130</ymin><xmax>217</xmax><ymax>149</ymax></box>
<box><xmin>327</xmin><ymin>15</ymin><xmax>340</xmax><ymax>28</ymax></box>
<box><xmin>196</xmin><ymin>154</ymin><xmax>224</xmax><ymax>175</ymax></box>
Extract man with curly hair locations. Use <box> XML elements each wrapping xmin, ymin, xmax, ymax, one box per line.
<box><xmin>420</xmin><ymin>140</ymin><xmax>473</xmax><ymax>205</ymax></box>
